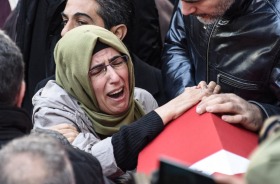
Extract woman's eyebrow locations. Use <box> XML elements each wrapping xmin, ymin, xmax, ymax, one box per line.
<box><xmin>90</xmin><ymin>55</ymin><xmax>122</xmax><ymax>68</ymax></box>
<box><xmin>90</xmin><ymin>62</ymin><xmax>104</xmax><ymax>69</ymax></box>
<box><xmin>108</xmin><ymin>55</ymin><xmax>122</xmax><ymax>62</ymax></box>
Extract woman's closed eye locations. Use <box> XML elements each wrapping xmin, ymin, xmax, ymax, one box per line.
<box><xmin>88</xmin><ymin>55</ymin><xmax>128</xmax><ymax>77</ymax></box>
<box><xmin>110</xmin><ymin>55</ymin><xmax>128</xmax><ymax>68</ymax></box>
<box><xmin>89</xmin><ymin>65</ymin><xmax>106</xmax><ymax>76</ymax></box>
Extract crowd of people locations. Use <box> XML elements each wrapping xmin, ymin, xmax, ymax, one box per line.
<box><xmin>0</xmin><ymin>0</ymin><xmax>280</xmax><ymax>183</ymax></box>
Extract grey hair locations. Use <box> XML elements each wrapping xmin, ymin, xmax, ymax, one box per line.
<box><xmin>0</xmin><ymin>30</ymin><xmax>24</xmax><ymax>106</ymax></box>
<box><xmin>0</xmin><ymin>135</ymin><xmax>75</xmax><ymax>184</ymax></box>
<box><xmin>31</xmin><ymin>128</ymin><xmax>71</xmax><ymax>146</ymax></box>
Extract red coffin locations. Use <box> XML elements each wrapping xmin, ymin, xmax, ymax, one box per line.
<box><xmin>137</xmin><ymin>105</ymin><xmax>258</xmax><ymax>175</ymax></box>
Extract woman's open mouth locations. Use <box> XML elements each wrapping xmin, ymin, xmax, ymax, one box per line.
<box><xmin>107</xmin><ymin>88</ymin><xmax>124</xmax><ymax>99</ymax></box>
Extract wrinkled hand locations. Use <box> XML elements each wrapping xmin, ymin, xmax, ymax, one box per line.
<box><xmin>214</xmin><ymin>174</ymin><xmax>246</xmax><ymax>184</ymax></box>
<box><xmin>155</xmin><ymin>81</ymin><xmax>220</xmax><ymax>125</ymax></box>
<box><xmin>196</xmin><ymin>93</ymin><xmax>263</xmax><ymax>131</ymax></box>
<box><xmin>197</xmin><ymin>81</ymin><xmax>221</xmax><ymax>94</ymax></box>
<box><xmin>49</xmin><ymin>123</ymin><xmax>79</xmax><ymax>143</ymax></box>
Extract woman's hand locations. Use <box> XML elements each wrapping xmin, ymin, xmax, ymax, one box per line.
<box><xmin>197</xmin><ymin>81</ymin><xmax>221</xmax><ymax>94</ymax></box>
<box><xmin>155</xmin><ymin>81</ymin><xmax>220</xmax><ymax>125</ymax></box>
<box><xmin>49</xmin><ymin>123</ymin><xmax>79</xmax><ymax>143</ymax></box>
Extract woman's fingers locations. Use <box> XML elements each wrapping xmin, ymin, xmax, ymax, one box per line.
<box><xmin>48</xmin><ymin>123</ymin><xmax>79</xmax><ymax>143</ymax></box>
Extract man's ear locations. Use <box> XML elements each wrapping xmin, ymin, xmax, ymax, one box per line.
<box><xmin>110</xmin><ymin>24</ymin><xmax>127</xmax><ymax>40</ymax></box>
<box><xmin>16</xmin><ymin>81</ymin><xmax>26</xmax><ymax>108</ymax></box>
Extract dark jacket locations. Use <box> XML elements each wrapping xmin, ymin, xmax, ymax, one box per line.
<box><xmin>65</xmin><ymin>146</ymin><xmax>114</xmax><ymax>184</ymax></box>
<box><xmin>0</xmin><ymin>105</ymin><xmax>32</xmax><ymax>148</ymax></box>
<box><xmin>125</xmin><ymin>0</ymin><xmax>163</xmax><ymax>69</ymax></box>
<box><xmin>162</xmin><ymin>0</ymin><xmax>280</xmax><ymax>118</ymax></box>
<box><xmin>3</xmin><ymin>0</ymin><xmax>66</xmax><ymax>114</ymax></box>
<box><xmin>132</xmin><ymin>54</ymin><xmax>167</xmax><ymax>106</ymax></box>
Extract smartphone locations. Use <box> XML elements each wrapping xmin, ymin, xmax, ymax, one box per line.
<box><xmin>157</xmin><ymin>158</ymin><xmax>216</xmax><ymax>184</ymax></box>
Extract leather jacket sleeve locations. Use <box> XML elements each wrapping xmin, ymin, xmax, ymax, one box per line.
<box><xmin>251</xmin><ymin>101</ymin><xmax>280</xmax><ymax>121</ymax></box>
<box><xmin>252</xmin><ymin>61</ymin><xmax>280</xmax><ymax>119</ymax></box>
<box><xmin>161</xmin><ymin>3</ymin><xmax>195</xmax><ymax>99</ymax></box>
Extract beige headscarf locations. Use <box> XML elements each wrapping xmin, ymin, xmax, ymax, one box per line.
<box><xmin>54</xmin><ymin>25</ymin><xmax>145</xmax><ymax>136</ymax></box>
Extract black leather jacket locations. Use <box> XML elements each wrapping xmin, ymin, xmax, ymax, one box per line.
<box><xmin>162</xmin><ymin>0</ymin><xmax>280</xmax><ymax>118</ymax></box>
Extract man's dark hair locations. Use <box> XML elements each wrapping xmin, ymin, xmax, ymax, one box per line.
<box><xmin>0</xmin><ymin>30</ymin><xmax>24</xmax><ymax>106</ymax></box>
<box><xmin>95</xmin><ymin>0</ymin><xmax>133</xmax><ymax>30</ymax></box>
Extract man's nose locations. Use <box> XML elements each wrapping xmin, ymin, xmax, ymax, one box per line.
<box><xmin>61</xmin><ymin>22</ymin><xmax>73</xmax><ymax>37</ymax></box>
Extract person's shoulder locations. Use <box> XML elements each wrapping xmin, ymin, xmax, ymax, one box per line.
<box><xmin>33</xmin><ymin>80</ymin><xmax>80</xmax><ymax>110</ymax></box>
<box><xmin>134</xmin><ymin>87</ymin><xmax>155</xmax><ymax>101</ymax></box>
<box><xmin>134</xmin><ymin>87</ymin><xmax>158</xmax><ymax>114</ymax></box>
<box><xmin>39</xmin><ymin>80</ymin><xmax>66</xmax><ymax>97</ymax></box>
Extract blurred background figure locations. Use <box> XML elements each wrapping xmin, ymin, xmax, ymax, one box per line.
<box><xmin>0</xmin><ymin>135</ymin><xmax>75</xmax><ymax>184</ymax></box>
<box><xmin>32</xmin><ymin>128</ymin><xmax>114</xmax><ymax>184</ymax></box>
<box><xmin>125</xmin><ymin>0</ymin><xmax>173</xmax><ymax>69</ymax></box>
<box><xmin>154</xmin><ymin>0</ymin><xmax>174</xmax><ymax>45</ymax></box>
<box><xmin>0</xmin><ymin>0</ymin><xmax>18</xmax><ymax>28</ymax></box>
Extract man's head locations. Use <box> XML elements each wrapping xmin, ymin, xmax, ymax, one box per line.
<box><xmin>0</xmin><ymin>30</ymin><xmax>25</xmax><ymax>107</ymax></box>
<box><xmin>0</xmin><ymin>135</ymin><xmax>75</xmax><ymax>184</ymax></box>
<box><xmin>61</xmin><ymin>0</ymin><xmax>132</xmax><ymax>40</ymax></box>
<box><xmin>181</xmin><ymin>0</ymin><xmax>234</xmax><ymax>24</ymax></box>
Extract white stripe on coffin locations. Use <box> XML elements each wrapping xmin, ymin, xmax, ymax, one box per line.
<box><xmin>190</xmin><ymin>149</ymin><xmax>250</xmax><ymax>175</ymax></box>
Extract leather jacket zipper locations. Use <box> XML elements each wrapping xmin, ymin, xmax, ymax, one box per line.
<box><xmin>206</xmin><ymin>20</ymin><xmax>219</xmax><ymax>83</ymax></box>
